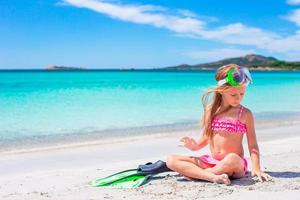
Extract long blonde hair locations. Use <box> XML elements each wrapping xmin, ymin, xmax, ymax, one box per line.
<box><xmin>201</xmin><ymin>64</ymin><xmax>241</xmax><ymax>140</ymax></box>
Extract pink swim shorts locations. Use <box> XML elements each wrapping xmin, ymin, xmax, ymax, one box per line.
<box><xmin>199</xmin><ymin>154</ymin><xmax>248</xmax><ymax>175</ymax></box>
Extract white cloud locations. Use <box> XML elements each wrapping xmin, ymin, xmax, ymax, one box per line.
<box><xmin>281</xmin><ymin>50</ymin><xmax>300</xmax><ymax>61</ymax></box>
<box><xmin>177</xmin><ymin>9</ymin><xmax>198</xmax><ymax>18</ymax></box>
<box><xmin>63</xmin><ymin>0</ymin><xmax>300</xmax><ymax>55</ymax></box>
<box><xmin>200</xmin><ymin>23</ymin><xmax>279</xmax><ymax>48</ymax></box>
<box><xmin>176</xmin><ymin>9</ymin><xmax>218</xmax><ymax>22</ymax></box>
<box><xmin>287</xmin><ymin>0</ymin><xmax>300</xmax><ymax>5</ymax></box>
<box><xmin>186</xmin><ymin>48</ymin><xmax>256</xmax><ymax>61</ymax></box>
<box><xmin>63</xmin><ymin>0</ymin><xmax>205</xmax><ymax>34</ymax></box>
<box><xmin>285</xmin><ymin>9</ymin><xmax>300</xmax><ymax>26</ymax></box>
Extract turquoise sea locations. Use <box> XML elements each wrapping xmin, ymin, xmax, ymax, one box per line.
<box><xmin>1</xmin><ymin>70</ymin><xmax>300</xmax><ymax>150</ymax></box>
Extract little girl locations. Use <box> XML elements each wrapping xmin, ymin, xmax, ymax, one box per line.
<box><xmin>166</xmin><ymin>64</ymin><xmax>271</xmax><ymax>185</ymax></box>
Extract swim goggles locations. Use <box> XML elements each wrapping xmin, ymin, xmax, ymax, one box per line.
<box><xmin>217</xmin><ymin>67</ymin><xmax>253</xmax><ymax>87</ymax></box>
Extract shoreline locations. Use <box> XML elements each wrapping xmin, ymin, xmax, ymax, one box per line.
<box><xmin>0</xmin><ymin>119</ymin><xmax>300</xmax><ymax>155</ymax></box>
<box><xmin>1</xmin><ymin>121</ymin><xmax>300</xmax><ymax>155</ymax></box>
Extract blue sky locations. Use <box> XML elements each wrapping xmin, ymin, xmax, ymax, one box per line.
<box><xmin>1</xmin><ymin>0</ymin><xmax>300</xmax><ymax>69</ymax></box>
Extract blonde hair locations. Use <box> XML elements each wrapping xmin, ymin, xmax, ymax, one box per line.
<box><xmin>201</xmin><ymin>64</ymin><xmax>241</xmax><ymax>140</ymax></box>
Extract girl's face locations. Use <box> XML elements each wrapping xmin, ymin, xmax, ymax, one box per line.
<box><xmin>220</xmin><ymin>86</ymin><xmax>246</xmax><ymax>107</ymax></box>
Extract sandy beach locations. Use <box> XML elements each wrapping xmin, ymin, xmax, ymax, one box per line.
<box><xmin>1</xmin><ymin>124</ymin><xmax>300</xmax><ymax>200</ymax></box>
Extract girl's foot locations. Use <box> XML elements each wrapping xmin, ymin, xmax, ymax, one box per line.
<box><xmin>213</xmin><ymin>174</ymin><xmax>231</xmax><ymax>185</ymax></box>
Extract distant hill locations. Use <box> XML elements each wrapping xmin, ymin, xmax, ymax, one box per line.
<box><xmin>163</xmin><ymin>54</ymin><xmax>300</xmax><ymax>70</ymax></box>
<box><xmin>46</xmin><ymin>65</ymin><xmax>85</xmax><ymax>70</ymax></box>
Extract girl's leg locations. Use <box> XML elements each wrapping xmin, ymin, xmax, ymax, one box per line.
<box><xmin>166</xmin><ymin>154</ymin><xmax>230</xmax><ymax>185</ymax></box>
<box><xmin>205</xmin><ymin>153</ymin><xmax>245</xmax><ymax>179</ymax></box>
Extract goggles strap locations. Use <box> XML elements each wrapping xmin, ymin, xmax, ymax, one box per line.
<box><xmin>217</xmin><ymin>79</ymin><xmax>227</xmax><ymax>86</ymax></box>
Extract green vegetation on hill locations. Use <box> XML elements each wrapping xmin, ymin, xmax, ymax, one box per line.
<box><xmin>268</xmin><ymin>60</ymin><xmax>300</xmax><ymax>70</ymax></box>
<box><xmin>163</xmin><ymin>54</ymin><xmax>300</xmax><ymax>70</ymax></box>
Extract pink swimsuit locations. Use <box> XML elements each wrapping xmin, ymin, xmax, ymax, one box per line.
<box><xmin>211</xmin><ymin>105</ymin><xmax>246</xmax><ymax>134</ymax></box>
<box><xmin>199</xmin><ymin>105</ymin><xmax>248</xmax><ymax>175</ymax></box>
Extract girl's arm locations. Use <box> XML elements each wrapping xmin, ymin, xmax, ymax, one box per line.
<box><xmin>180</xmin><ymin>109</ymin><xmax>210</xmax><ymax>151</ymax></box>
<box><xmin>245</xmin><ymin>110</ymin><xmax>272</xmax><ymax>181</ymax></box>
<box><xmin>196</xmin><ymin>135</ymin><xmax>209</xmax><ymax>150</ymax></box>
<box><xmin>180</xmin><ymin>134</ymin><xmax>208</xmax><ymax>151</ymax></box>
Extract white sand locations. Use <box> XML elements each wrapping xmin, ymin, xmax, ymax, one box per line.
<box><xmin>0</xmin><ymin>125</ymin><xmax>300</xmax><ymax>200</ymax></box>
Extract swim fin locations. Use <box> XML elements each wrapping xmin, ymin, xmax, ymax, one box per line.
<box><xmin>107</xmin><ymin>174</ymin><xmax>150</xmax><ymax>188</ymax></box>
<box><xmin>91</xmin><ymin>169</ymin><xmax>141</xmax><ymax>187</ymax></box>
<box><xmin>91</xmin><ymin>160</ymin><xmax>172</xmax><ymax>188</ymax></box>
<box><xmin>138</xmin><ymin>160</ymin><xmax>172</xmax><ymax>175</ymax></box>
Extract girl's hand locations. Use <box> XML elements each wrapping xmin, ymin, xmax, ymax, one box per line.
<box><xmin>179</xmin><ymin>136</ymin><xmax>199</xmax><ymax>151</ymax></box>
<box><xmin>252</xmin><ymin>169</ymin><xmax>272</xmax><ymax>182</ymax></box>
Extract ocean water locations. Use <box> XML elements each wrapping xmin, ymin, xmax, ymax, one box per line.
<box><xmin>1</xmin><ymin>70</ymin><xmax>300</xmax><ymax>149</ymax></box>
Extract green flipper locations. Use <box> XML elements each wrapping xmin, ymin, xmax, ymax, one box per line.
<box><xmin>91</xmin><ymin>160</ymin><xmax>170</xmax><ymax>188</ymax></box>
<box><xmin>91</xmin><ymin>169</ymin><xmax>142</xmax><ymax>187</ymax></box>
<box><xmin>107</xmin><ymin>174</ymin><xmax>150</xmax><ymax>188</ymax></box>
